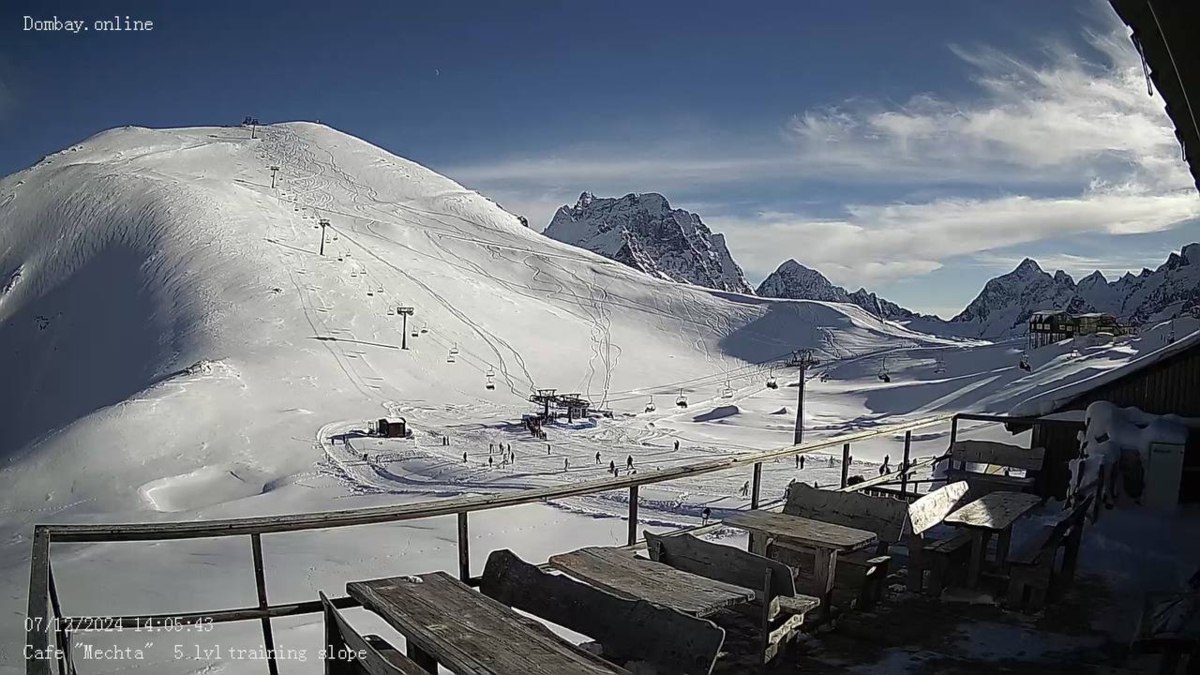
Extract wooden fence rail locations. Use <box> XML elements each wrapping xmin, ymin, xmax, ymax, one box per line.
<box><xmin>26</xmin><ymin>413</ymin><xmax>967</xmax><ymax>675</ymax></box>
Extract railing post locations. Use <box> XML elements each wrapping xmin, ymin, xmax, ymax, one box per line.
<box><xmin>751</xmin><ymin>462</ymin><xmax>762</xmax><ymax>510</ymax></box>
<box><xmin>27</xmin><ymin>526</ymin><xmax>53</xmax><ymax>675</ymax></box>
<box><xmin>47</xmin><ymin>561</ymin><xmax>76</xmax><ymax>675</ymax></box>
<box><xmin>457</xmin><ymin>512</ymin><xmax>470</xmax><ymax>582</ymax></box>
<box><xmin>250</xmin><ymin>534</ymin><xmax>280</xmax><ymax>675</ymax></box>
<box><xmin>628</xmin><ymin>486</ymin><xmax>639</xmax><ymax>546</ymax></box>
<box><xmin>900</xmin><ymin>431</ymin><xmax>912</xmax><ymax>498</ymax></box>
<box><xmin>840</xmin><ymin>443</ymin><xmax>850</xmax><ymax>488</ymax></box>
<box><xmin>949</xmin><ymin>416</ymin><xmax>959</xmax><ymax>447</ymax></box>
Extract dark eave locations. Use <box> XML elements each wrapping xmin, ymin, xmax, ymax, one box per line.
<box><xmin>1109</xmin><ymin>0</ymin><xmax>1200</xmax><ymax>194</ymax></box>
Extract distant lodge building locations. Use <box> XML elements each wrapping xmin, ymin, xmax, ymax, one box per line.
<box><xmin>1027</xmin><ymin>310</ymin><xmax>1132</xmax><ymax>348</ymax></box>
<box><xmin>1010</xmin><ymin>329</ymin><xmax>1200</xmax><ymax>503</ymax></box>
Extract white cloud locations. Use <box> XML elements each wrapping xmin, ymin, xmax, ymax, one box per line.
<box><xmin>715</xmin><ymin>188</ymin><xmax>1199</xmax><ymax>286</ymax></box>
<box><xmin>444</xmin><ymin>7</ymin><xmax>1199</xmax><ymax>292</ymax></box>
<box><xmin>786</xmin><ymin>25</ymin><xmax>1189</xmax><ymax>191</ymax></box>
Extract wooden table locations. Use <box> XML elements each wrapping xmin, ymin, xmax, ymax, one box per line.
<box><xmin>548</xmin><ymin>546</ymin><xmax>756</xmax><ymax>617</ymax></box>
<box><xmin>348</xmin><ymin>572</ymin><xmax>629</xmax><ymax>674</ymax></box>
<box><xmin>943</xmin><ymin>490</ymin><xmax>1042</xmax><ymax>587</ymax></box>
<box><xmin>723</xmin><ymin>510</ymin><xmax>877</xmax><ymax>613</ymax></box>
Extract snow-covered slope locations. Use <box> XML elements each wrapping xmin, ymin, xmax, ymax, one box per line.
<box><xmin>6</xmin><ymin>122</ymin><xmax>1194</xmax><ymax>675</ymax></box>
<box><xmin>543</xmin><ymin>191</ymin><xmax>754</xmax><ymax>294</ymax></box>
<box><xmin>0</xmin><ymin>123</ymin><xmax>951</xmax><ymax>515</ymax></box>
<box><xmin>755</xmin><ymin>259</ymin><xmax>923</xmax><ymax>321</ymax></box>
<box><xmin>951</xmin><ymin>246</ymin><xmax>1200</xmax><ymax>338</ymax></box>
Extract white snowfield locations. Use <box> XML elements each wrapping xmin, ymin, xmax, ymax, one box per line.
<box><xmin>0</xmin><ymin>122</ymin><xmax>1192</xmax><ymax>673</ymax></box>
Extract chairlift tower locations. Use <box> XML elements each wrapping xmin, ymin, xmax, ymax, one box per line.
<box><xmin>318</xmin><ymin>219</ymin><xmax>329</xmax><ymax>256</ymax></box>
<box><xmin>269</xmin><ymin>165</ymin><xmax>280</xmax><ymax>189</ymax></box>
<box><xmin>396</xmin><ymin>307</ymin><xmax>415</xmax><ymax>349</ymax></box>
<box><xmin>785</xmin><ymin>349</ymin><xmax>820</xmax><ymax>445</ymax></box>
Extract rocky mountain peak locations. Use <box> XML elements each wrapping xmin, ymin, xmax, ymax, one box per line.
<box><xmin>543</xmin><ymin>191</ymin><xmax>753</xmax><ymax>294</ymax></box>
<box><xmin>756</xmin><ymin>260</ymin><xmax>922</xmax><ymax>321</ymax></box>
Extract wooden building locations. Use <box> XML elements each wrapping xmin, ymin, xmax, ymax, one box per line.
<box><xmin>375</xmin><ymin>417</ymin><xmax>407</xmax><ymax>438</ymax></box>
<box><xmin>1011</xmin><ymin>330</ymin><xmax>1200</xmax><ymax>502</ymax></box>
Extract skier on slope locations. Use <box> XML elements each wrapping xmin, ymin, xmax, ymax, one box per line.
<box><xmin>564</xmin><ymin>457</ymin><xmax>570</xmax><ymax>471</ymax></box>
<box><xmin>610</xmin><ymin>460</ymin><xmax>616</xmax><ymax>475</ymax></box>
<box><xmin>627</xmin><ymin>455</ymin><xmax>634</xmax><ymax>470</ymax></box>
<box><xmin>674</xmin><ymin>440</ymin><xmax>680</xmax><ymax>451</ymax></box>
<box><xmin>739</xmin><ymin>481</ymin><xmax>749</xmax><ymax>497</ymax></box>
<box><xmin>595</xmin><ymin>451</ymin><xmax>601</xmax><ymax>464</ymax></box>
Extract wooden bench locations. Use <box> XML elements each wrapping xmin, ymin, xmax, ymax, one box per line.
<box><xmin>906</xmin><ymin>481</ymin><xmax>972</xmax><ymax>595</ymax></box>
<box><xmin>781</xmin><ymin>482</ymin><xmax>908</xmax><ymax>607</ymax></box>
<box><xmin>645</xmin><ymin>531</ymin><xmax>820</xmax><ymax>664</ymax></box>
<box><xmin>320</xmin><ymin>592</ymin><xmax>426</xmax><ymax>675</ymax></box>
<box><xmin>1005</xmin><ymin>494</ymin><xmax>1093</xmax><ymax>612</ymax></box>
<box><xmin>946</xmin><ymin>440</ymin><xmax>1045</xmax><ymax>497</ymax></box>
<box><xmin>482</xmin><ymin>548</ymin><xmax>723</xmax><ymax>675</ymax></box>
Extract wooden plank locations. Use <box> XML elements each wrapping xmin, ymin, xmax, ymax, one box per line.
<box><xmin>644</xmin><ymin>531</ymin><xmax>799</xmax><ymax>605</ymax></box>
<box><xmin>481</xmin><ymin>549</ymin><xmax>723</xmax><ymax>675</ymax></box>
<box><xmin>549</xmin><ymin>547</ymin><xmax>755</xmax><ymax>617</ymax></box>
<box><xmin>907</xmin><ymin>481</ymin><xmax>970</xmax><ymax>535</ymax></box>
<box><xmin>943</xmin><ymin>491</ymin><xmax>1042</xmax><ymax>532</ymax></box>
<box><xmin>725</xmin><ymin>510</ymin><xmax>877</xmax><ymax>552</ymax></box>
<box><xmin>348</xmin><ymin>573</ymin><xmax>626</xmax><ymax>675</ymax></box>
<box><xmin>951</xmin><ymin>440</ymin><xmax>1045</xmax><ymax>471</ymax></box>
<box><xmin>785</xmin><ymin>482</ymin><xmax>908</xmax><ymax>542</ymax></box>
<box><xmin>320</xmin><ymin>592</ymin><xmax>426</xmax><ymax>675</ymax></box>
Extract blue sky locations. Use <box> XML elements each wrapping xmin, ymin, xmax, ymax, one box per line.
<box><xmin>2</xmin><ymin>1</ymin><xmax>1197</xmax><ymax>317</ymax></box>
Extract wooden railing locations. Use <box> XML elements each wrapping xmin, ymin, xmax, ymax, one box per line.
<box><xmin>26</xmin><ymin>413</ymin><xmax>968</xmax><ymax>675</ymax></box>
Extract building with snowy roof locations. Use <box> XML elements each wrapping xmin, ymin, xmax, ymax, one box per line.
<box><xmin>1008</xmin><ymin>328</ymin><xmax>1200</xmax><ymax>502</ymax></box>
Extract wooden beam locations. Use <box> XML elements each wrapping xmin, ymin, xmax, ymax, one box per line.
<box><xmin>26</xmin><ymin>526</ymin><xmax>52</xmax><ymax>675</ymax></box>
<box><xmin>39</xmin><ymin>415</ymin><xmax>954</xmax><ymax>542</ymax></box>
<box><xmin>456</xmin><ymin>512</ymin><xmax>470</xmax><ymax>583</ymax></box>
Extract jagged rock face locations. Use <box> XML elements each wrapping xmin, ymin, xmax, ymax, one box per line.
<box><xmin>951</xmin><ymin>245</ymin><xmax>1200</xmax><ymax>337</ymax></box>
<box><xmin>755</xmin><ymin>260</ymin><xmax>921</xmax><ymax>320</ymax></box>
<box><xmin>543</xmin><ymin>192</ymin><xmax>753</xmax><ymax>294</ymax></box>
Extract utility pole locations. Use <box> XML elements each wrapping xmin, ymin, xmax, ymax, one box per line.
<box><xmin>269</xmin><ymin>165</ymin><xmax>280</xmax><ymax>189</ymax></box>
<box><xmin>397</xmin><ymin>307</ymin><xmax>414</xmax><ymax>349</ymax></box>
<box><xmin>786</xmin><ymin>349</ymin><xmax>820</xmax><ymax>445</ymax></box>
<box><xmin>318</xmin><ymin>219</ymin><xmax>329</xmax><ymax>256</ymax></box>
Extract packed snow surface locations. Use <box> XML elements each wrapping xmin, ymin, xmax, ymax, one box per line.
<box><xmin>0</xmin><ymin>122</ymin><xmax>1194</xmax><ymax>673</ymax></box>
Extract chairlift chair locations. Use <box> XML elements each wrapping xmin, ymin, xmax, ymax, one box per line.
<box><xmin>450</xmin><ymin>343</ymin><xmax>459</xmax><ymax>355</ymax></box>
<box><xmin>676</xmin><ymin>390</ymin><xmax>688</xmax><ymax>408</ymax></box>
<box><xmin>720</xmin><ymin>383</ymin><xmax>734</xmax><ymax>399</ymax></box>
<box><xmin>420</xmin><ymin>323</ymin><xmax>428</xmax><ymax>334</ymax></box>
<box><xmin>387</xmin><ymin>308</ymin><xmax>395</xmax><ymax>316</ymax></box>
<box><xmin>447</xmin><ymin>351</ymin><xmax>456</xmax><ymax>363</ymax></box>
<box><xmin>877</xmin><ymin>357</ymin><xmax>890</xmax><ymax>382</ymax></box>
<box><xmin>766</xmin><ymin>375</ymin><xmax>778</xmax><ymax>389</ymax></box>
<box><xmin>485</xmin><ymin>374</ymin><xmax>495</xmax><ymax>390</ymax></box>
<box><xmin>644</xmin><ymin>396</ymin><xmax>656</xmax><ymax>413</ymax></box>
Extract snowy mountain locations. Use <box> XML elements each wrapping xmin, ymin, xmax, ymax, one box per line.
<box><xmin>755</xmin><ymin>259</ymin><xmax>923</xmax><ymax>321</ymax></box>
<box><xmin>543</xmin><ymin>191</ymin><xmax>754</xmax><ymax>294</ymax></box>
<box><xmin>950</xmin><ymin>245</ymin><xmax>1200</xmax><ymax>337</ymax></box>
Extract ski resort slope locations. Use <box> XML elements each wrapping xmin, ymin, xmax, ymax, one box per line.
<box><xmin>0</xmin><ymin>121</ymin><xmax>956</xmax><ymax>517</ymax></box>
<box><xmin>0</xmin><ymin>122</ymin><xmax>1189</xmax><ymax>674</ymax></box>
